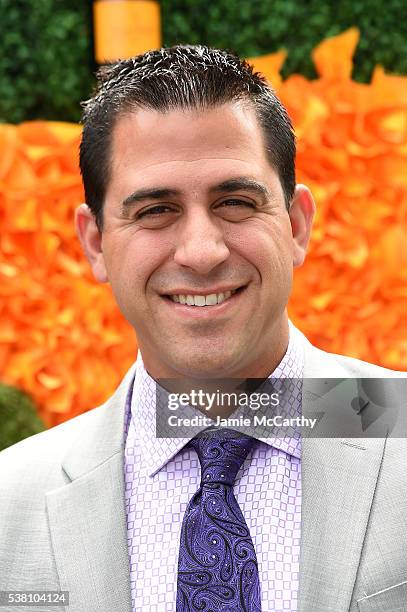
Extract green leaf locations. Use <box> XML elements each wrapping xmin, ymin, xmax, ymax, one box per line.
<box><xmin>0</xmin><ymin>384</ymin><xmax>45</xmax><ymax>451</ymax></box>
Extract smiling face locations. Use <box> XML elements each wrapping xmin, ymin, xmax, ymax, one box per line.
<box><xmin>76</xmin><ymin>102</ymin><xmax>315</xmax><ymax>379</ymax></box>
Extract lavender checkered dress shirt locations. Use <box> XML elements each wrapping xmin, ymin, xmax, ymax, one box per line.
<box><xmin>124</xmin><ymin>323</ymin><xmax>304</xmax><ymax>611</ymax></box>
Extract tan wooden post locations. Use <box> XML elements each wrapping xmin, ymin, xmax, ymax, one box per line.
<box><xmin>93</xmin><ymin>0</ymin><xmax>161</xmax><ymax>63</ymax></box>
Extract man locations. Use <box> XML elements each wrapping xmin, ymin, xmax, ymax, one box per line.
<box><xmin>0</xmin><ymin>45</ymin><xmax>406</xmax><ymax>612</ymax></box>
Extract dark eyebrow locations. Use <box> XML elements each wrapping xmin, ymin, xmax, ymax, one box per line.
<box><xmin>121</xmin><ymin>177</ymin><xmax>270</xmax><ymax>213</ymax></box>
<box><xmin>209</xmin><ymin>177</ymin><xmax>270</xmax><ymax>200</ymax></box>
<box><xmin>121</xmin><ymin>188</ymin><xmax>181</xmax><ymax>210</ymax></box>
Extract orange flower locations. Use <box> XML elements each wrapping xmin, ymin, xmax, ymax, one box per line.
<box><xmin>1</xmin><ymin>30</ymin><xmax>406</xmax><ymax>425</ymax></box>
<box><xmin>0</xmin><ymin>122</ymin><xmax>136</xmax><ymax>425</ymax></box>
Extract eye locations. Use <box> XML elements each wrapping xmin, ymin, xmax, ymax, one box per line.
<box><xmin>214</xmin><ymin>198</ymin><xmax>256</xmax><ymax>221</ymax></box>
<box><xmin>135</xmin><ymin>204</ymin><xmax>180</xmax><ymax>229</ymax></box>
<box><xmin>136</xmin><ymin>205</ymin><xmax>174</xmax><ymax>219</ymax></box>
<box><xmin>217</xmin><ymin>199</ymin><xmax>255</xmax><ymax>209</ymax></box>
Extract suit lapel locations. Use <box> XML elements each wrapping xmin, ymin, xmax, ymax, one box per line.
<box><xmin>46</xmin><ymin>364</ymin><xmax>136</xmax><ymax>612</ymax></box>
<box><xmin>43</xmin><ymin>329</ymin><xmax>389</xmax><ymax>611</ymax></box>
<box><xmin>298</xmin><ymin>339</ymin><xmax>386</xmax><ymax>612</ymax></box>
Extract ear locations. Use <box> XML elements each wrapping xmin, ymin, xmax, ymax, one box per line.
<box><xmin>75</xmin><ymin>204</ymin><xmax>108</xmax><ymax>282</ymax></box>
<box><xmin>289</xmin><ymin>184</ymin><xmax>316</xmax><ymax>267</ymax></box>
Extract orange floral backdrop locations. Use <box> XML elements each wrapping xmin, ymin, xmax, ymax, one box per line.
<box><xmin>1</xmin><ymin>29</ymin><xmax>406</xmax><ymax>427</ymax></box>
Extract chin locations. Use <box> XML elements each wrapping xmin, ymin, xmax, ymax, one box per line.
<box><xmin>169</xmin><ymin>348</ymin><xmax>241</xmax><ymax>379</ymax></box>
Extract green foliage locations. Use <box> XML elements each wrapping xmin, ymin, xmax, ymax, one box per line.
<box><xmin>0</xmin><ymin>0</ymin><xmax>94</xmax><ymax>123</ymax></box>
<box><xmin>0</xmin><ymin>0</ymin><xmax>406</xmax><ymax>121</ymax></box>
<box><xmin>0</xmin><ymin>384</ymin><xmax>45</xmax><ymax>451</ymax></box>
<box><xmin>161</xmin><ymin>0</ymin><xmax>407</xmax><ymax>82</ymax></box>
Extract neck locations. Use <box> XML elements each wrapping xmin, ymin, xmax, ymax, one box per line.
<box><xmin>144</xmin><ymin>317</ymin><xmax>290</xmax><ymax>420</ymax></box>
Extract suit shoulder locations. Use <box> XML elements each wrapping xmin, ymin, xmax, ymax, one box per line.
<box><xmin>327</xmin><ymin>349</ymin><xmax>404</xmax><ymax>376</ymax></box>
<box><xmin>301</xmin><ymin>332</ymin><xmax>407</xmax><ymax>378</ymax></box>
<box><xmin>0</xmin><ymin>360</ymin><xmax>135</xmax><ymax>500</ymax></box>
<box><xmin>0</xmin><ymin>403</ymin><xmax>109</xmax><ymax>491</ymax></box>
<box><xmin>325</xmin><ymin>351</ymin><xmax>406</xmax><ymax>378</ymax></box>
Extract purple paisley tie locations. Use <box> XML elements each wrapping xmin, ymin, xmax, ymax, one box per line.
<box><xmin>176</xmin><ymin>428</ymin><xmax>262</xmax><ymax>611</ymax></box>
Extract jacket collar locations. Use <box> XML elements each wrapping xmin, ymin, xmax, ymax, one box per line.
<box><xmin>49</xmin><ymin>329</ymin><xmax>387</xmax><ymax>612</ymax></box>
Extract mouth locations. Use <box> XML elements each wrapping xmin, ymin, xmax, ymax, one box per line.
<box><xmin>161</xmin><ymin>285</ymin><xmax>247</xmax><ymax>309</ymax></box>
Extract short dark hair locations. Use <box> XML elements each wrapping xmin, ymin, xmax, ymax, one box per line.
<box><xmin>80</xmin><ymin>45</ymin><xmax>296</xmax><ymax>231</ymax></box>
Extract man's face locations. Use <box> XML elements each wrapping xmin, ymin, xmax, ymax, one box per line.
<box><xmin>76</xmin><ymin>102</ymin><xmax>314</xmax><ymax>378</ymax></box>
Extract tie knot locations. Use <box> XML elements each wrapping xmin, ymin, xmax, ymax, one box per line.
<box><xmin>190</xmin><ymin>428</ymin><xmax>256</xmax><ymax>487</ymax></box>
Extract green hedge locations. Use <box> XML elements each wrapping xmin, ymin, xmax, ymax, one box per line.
<box><xmin>0</xmin><ymin>0</ymin><xmax>406</xmax><ymax>124</ymax></box>
<box><xmin>0</xmin><ymin>384</ymin><xmax>45</xmax><ymax>451</ymax></box>
<box><xmin>162</xmin><ymin>0</ymin><xmax>407</xmax><ymax>82</ymax></box>
<box><xmin>0</xmin><ymin>0</ymin><xmax>93</xmax><ymax>124</ymax></box>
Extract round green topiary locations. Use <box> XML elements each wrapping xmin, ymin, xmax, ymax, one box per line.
<box><xmin>0</xmin><ymin>384</ymin><xmax>45</xmax><ymax>451</ymax></box>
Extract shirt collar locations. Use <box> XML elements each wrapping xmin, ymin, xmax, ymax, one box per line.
<box><xmin>125</xmin><ymin>321</ymin><xmax>304</xmax><ymax>476</ymax></box>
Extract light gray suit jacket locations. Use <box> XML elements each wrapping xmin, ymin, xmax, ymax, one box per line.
<box><xmin>1</xmin><ymin>331</ymin><xmax>407</xmax><ymax>612</ymax></box>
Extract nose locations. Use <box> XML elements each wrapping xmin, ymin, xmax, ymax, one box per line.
<box><xmin>173</xmin><ymin>209</ymin><xmax>230</xmax><ymax>274</ymax></box>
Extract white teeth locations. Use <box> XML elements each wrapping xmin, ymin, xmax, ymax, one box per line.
<box><xmin>169</xmin><ymin>289</ymin><xmax>237</xmax><ymax>306</ymax></box>
<box><xmin>205</xmin><ymin>294</ymin><xmax>217</xmax><ymax>306</ymax></box>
